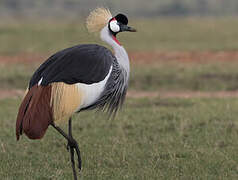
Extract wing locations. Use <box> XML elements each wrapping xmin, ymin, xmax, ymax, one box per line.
<box><xmin>29</xmin><ymin>44</ymin><xmax>115</xmax><ymax>88</ymax></box>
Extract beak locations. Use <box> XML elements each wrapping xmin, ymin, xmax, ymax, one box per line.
<box><xmin>120</xmin><ymin>24</ymin><xmax>137</xmax><ymax>32</ymax></box>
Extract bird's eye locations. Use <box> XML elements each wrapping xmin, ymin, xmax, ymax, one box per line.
<box><xmin>109</xmin><ymin>20</ymin><xmax>120</xmax><ymax>33</ymax></box>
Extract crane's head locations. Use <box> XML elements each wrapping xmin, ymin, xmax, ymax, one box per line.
<box><xmin>108</xmin><ymin>13</ymin><xmax>136</xmax><ymax>35</ymax></box>
<box><xmin>86</xmin><ymin>8</ymin><xmax>136</xmax><ymax>36</ymax></box>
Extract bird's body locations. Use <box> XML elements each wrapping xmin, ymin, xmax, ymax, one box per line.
<box><xmin>16</xmin><ymin>43</ymin><xmax>128</xmax><ymax>139</ymax></box>
<box><xmin>16</xmin><ymin>7</ymin><xmax>136</xmax><ymax>179</ymax></box>
<box><xmin>31</xmin><ymin>44</ymin><xmax>114</xmax><ymax>113</ymax></box>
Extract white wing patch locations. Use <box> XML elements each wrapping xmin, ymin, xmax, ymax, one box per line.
<box><xmin>76</xmin><ymin>66</ymin><xmax>112</xmax><ymax>110</ymax></box>
<box><xmin>38</xmin><ymin>77</ymin><xmax>43</xmax><ymax>86</ymax></box>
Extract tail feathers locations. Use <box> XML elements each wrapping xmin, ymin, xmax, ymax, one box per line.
<box><xmin>16</xmin><ymin>85</ymin><xmax>52</xmax><ymax>140</ymax></box>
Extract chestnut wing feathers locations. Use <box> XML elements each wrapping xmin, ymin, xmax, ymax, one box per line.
<box><xmin>29</xmin><ymin>44</ymin><xmax>114</xmax><ymax>88</ymax></box>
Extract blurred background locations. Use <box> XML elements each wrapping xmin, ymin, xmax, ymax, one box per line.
<box><xmin>1</xmin><ymin>0</ymin><xmax>238</xmax><ymax>18</ymax></box>
<box><xmin>1</xmin><ymin>0</ymin><xmax>238</xmax><ymax>92</ymax></box>
<box><xmin>1</xmin><ymin>0</ymin><xmax>238</xmax><ymax>179</ymax></box>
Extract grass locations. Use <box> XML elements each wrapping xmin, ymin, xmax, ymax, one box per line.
<box><xmin>130</xmin><ymin>61</ymin><xmax>238</xmax><ymax>91</ymax></box>
<box><xmin>0</xmin><ymin>97</ymin><xmax>238</xmax><ymax>179</ymax></box>
<box><xmin>2</xmin><ymin>61</ymin><xmax>238</xmax><ymax>92</ymax></box>
<box><xmin>1</xmin><ymin>17</ymin><xmax>238</xmax><ymax>55</ymax></box>
<box><xmin>1</xmin><ymin>18</ymin><xmax>238</xmax><ymax>179</ymax></box>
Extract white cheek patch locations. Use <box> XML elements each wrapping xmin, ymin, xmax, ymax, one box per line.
<box><xmin>110</xmin><ymin>20</ymin><xmax>120</xmax><ymax>33</ymax></box>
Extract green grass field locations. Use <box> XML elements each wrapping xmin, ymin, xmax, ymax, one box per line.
<box><xmin>1</xmin><ymin>97</ymin><xmax>238</xmax><ymax>179</ymax></box>
<box><xmin>1</xmin><ymin>18</ymin><xmax>238</xmax><ymax>179</ymax></box>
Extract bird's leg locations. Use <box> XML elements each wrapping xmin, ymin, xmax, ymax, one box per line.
<box><xmin>51</xmin><ymin>118</ymin><xmax>81</xmax><ymax>180</ymax></box>
<box><xmin>67</xmin><ymin>118</ymin><xmax>82</xmax><ymax>174</ymax></box>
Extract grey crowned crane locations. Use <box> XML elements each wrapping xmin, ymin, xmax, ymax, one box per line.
<box><xmin>16</xmin><ymin>8</ymin><xmax>136</xmax><ymax>179</ymax></box>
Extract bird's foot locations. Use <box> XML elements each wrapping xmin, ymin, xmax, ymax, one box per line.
<box><xmin>67</xmin><ymin>137</ymin><xmax>82</xmax><ymax>173</ymax></box>
<box><xmin>51</xmin><ymin>121</ymin><xmax>81</xmax><ymax>180</ymax></box>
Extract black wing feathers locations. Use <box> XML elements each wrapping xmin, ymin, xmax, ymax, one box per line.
<box><xmin>29</xmin><ymin>44</ymin><xmax>114</xmax><ymax>88</ymax></box>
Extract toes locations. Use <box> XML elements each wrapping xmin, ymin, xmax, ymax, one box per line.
<box><xmin>66</xmin><ymin>142</ymin><xmax>70</xmax><ymax>151</ymax></box>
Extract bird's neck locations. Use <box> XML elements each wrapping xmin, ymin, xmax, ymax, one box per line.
<box><xmin>100</xmin><ymin>27</ymin><xmax>130</xmax><ymax>76</ymax></box>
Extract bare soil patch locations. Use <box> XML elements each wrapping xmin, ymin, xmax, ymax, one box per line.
<box><xmin>0</xmin><ymin>89</ymin><xmax>25</xmax><ymax>100</ymax></box>
<box><xmin>129</xmin><ymin>51</ymin><xmax>238</xmax><ymax>64</ymax></box>
<box><xmin>2</xmin><ymin>89</ymin><xmax>238</xmax><ymax>100</ymax></box>
<box><xmin>127</xmin><ymin>90</ymin><xmax>238</xmax><ymax>99</ymax></box>
<box><xmin>1</xmin><ymin>51</ymin><xmax>238</xmax><ymax>65</ymax></box>
<box><xmin>0</xmin><ymin>54</ymin><xmax>46</xmax><ymax>64</ymax></box>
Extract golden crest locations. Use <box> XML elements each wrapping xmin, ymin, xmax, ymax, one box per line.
<box><xmin>86</xmin><ymin>7</ymin><xmax>112</xmax><ymax>33</ymax></box>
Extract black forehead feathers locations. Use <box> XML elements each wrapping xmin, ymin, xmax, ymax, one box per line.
<box><xmin>115</xmin><ymin>14</ymin><xmax>128</xmax><ymax>25</ymax></box>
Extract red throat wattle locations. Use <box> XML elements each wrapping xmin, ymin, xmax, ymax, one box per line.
<box><xmin>112</xmin><ymin>35</ymin><xmax>121</xmax><ymax>45</ymax></box>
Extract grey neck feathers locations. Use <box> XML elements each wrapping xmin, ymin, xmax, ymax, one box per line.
<box><xmin>100</xmin><ymin>26</ymin><xmax>130</xmax><ymax>81</ymax></box>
